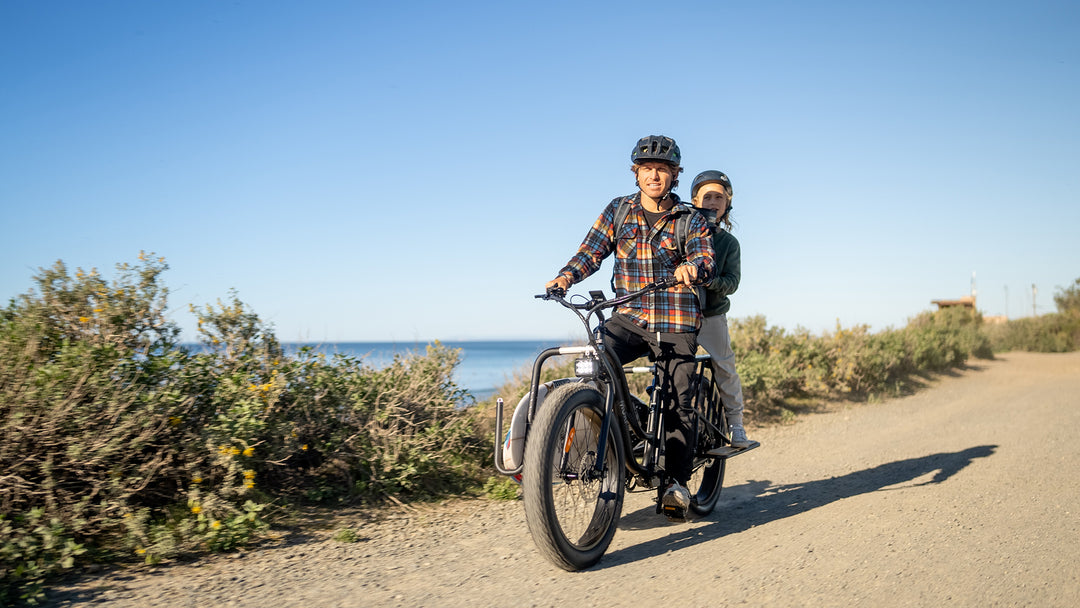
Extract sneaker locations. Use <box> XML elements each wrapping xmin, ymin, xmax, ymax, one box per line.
<box><xmin>662</xmin><ymin>480</ymin><xmax>691</xmax><ymax>511</ymax></box>
<box><xmin>730</xmin><ymin>426</ymin><xmax>752</xmax><ymax>449</ymax></box>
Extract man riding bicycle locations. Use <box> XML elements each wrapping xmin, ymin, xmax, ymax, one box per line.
<box><xmin>544</xmin><ymin>134</ymin><xmax>715</xmax><ymax>517</ymax></box>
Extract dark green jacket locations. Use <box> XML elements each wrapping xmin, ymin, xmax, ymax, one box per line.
<box><xmin>701</xmin><ymin>228</ymin><xmax>740</xmax><ymax>317</ymax></box>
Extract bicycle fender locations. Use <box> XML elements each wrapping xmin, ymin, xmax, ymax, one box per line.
<box><xmin>502</xmin><ymin>378</ymin><xmax>582</xmax><ymax>471</ymax></box>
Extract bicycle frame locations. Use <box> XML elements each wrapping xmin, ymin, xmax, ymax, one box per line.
<box><xmin>494</xmin><ymin>280</ymin><xmax>680</xmax><ymax>481</ymax></box>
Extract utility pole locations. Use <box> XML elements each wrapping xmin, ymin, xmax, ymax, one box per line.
<box><xmin>1032</xmin><ymin>284</ymin><xmax>1038</xmax><ymax>317</ymax></box>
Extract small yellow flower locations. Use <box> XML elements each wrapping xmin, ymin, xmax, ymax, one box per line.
<box><xmin>211</xmin><ymin>520</ymin><xmax>221</xmax><ymax>529</ymax></box>
<box><xmin>301</xmin><ymin>444</ymin><xmax>309</xmax><ymax>451</ymax></box>
<box><xmin>136</xmin><ymin>548</ymin><xmax>146</xmax><ymax>554</ymax></box>
<box><xmin>193</xmin><ymin>476</ymin><xmax>203</xmax><ymax>484</ymax></box>
<box><xmin>218</xmin><ymin>445</ymin><xmax>230</xmax><ymax>454</ymax></box>
<box><xmin>243</xmin><ymin>469</ymin><xmax>255</xmax><ymax>479</ymax></box>
<box><xmin>244</xmin><ymin>481</ymin><xmax>255</xmax><ymax>489</ymax></box>
<box><xmin>242</xmin><ymin>447</ymin><xmax>254</xmax><ymax>457</ymax></box>
<box><xmin>169</xmin><ymin>416</ymin><xmax>182</xmax><ymax>426</ymax></box>
<box><xmin>228</xmin><ymin>447</ymin><xmax>241</xmax><ymax>456</ymax></box>
<box><xmin>191</xmin><ymin>505</ymin><xmax>202</xmax><ymax>514</ymax></box>
<box><xmin>79</xmin><ymin>316</ymin><xmax>90</xmax><ymax>323</ymax></box>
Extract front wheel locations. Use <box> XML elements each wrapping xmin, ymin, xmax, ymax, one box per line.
<box><xmin>522</xmin><ymin>383</ymin><xmax>625</xmax><ymax>571</ymax></box>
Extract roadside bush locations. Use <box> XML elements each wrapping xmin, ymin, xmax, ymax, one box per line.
<box><xmin>0</xmin><ymin>256</ymin><xmax>205</xmax><ymax>603</ymax></box>
<box><xmin>1</xmin><ymin>256</ymin><xmax>488</xmax><ymax>604</ymax></box>
<box><xmin>984</xmin><ymin>277</ymin><xmax>1080</xmax><ymax>353</ymax></box>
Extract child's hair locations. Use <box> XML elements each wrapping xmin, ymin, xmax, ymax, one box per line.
<box><xmin>718</xmin><ymin>194</ymin><xmax>735</xmax><ymax>232</ymax></box>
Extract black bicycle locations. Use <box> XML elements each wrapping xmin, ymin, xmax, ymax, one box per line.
<box><xmin>494</xmin><ymin>280</ymin><xmax>759</xmax><ymax>570</ymax></box>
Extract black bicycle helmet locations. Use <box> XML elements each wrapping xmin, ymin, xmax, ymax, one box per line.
<box><xmin>691</xmin><ymin>170</ymin><xmax>732</xmax><ymax>199</ymax></box>
<box><xmin>631</xmin><ymin>135</ymin><xmax>681</xmax><ymax>166</ymax></box>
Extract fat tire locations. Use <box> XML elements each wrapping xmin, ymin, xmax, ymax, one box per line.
<box><xmin>687</xmin><ymin>455</ymin><xmax>725</xmax><ymax>516</ymax></box>
<box><xmin>522</xmin><ymin>383</ymin><xmax>625</xmax><ymax>571</ymax></box>
<box><xmin>686</xmin><ymin>371</ymin><xmax>727</xmax><ymax>516</ymax></box>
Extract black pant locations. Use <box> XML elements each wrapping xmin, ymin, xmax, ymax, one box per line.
<box><xmin>603</xmin><ymin>314</ymin><xmax>698</xmax><ymax>484</ymax></box>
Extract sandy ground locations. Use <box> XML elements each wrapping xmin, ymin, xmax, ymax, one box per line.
<box><xmin>44</xmin><ymin>351</ymin><xmax>1080</xmax><ymax>607</ymax></box>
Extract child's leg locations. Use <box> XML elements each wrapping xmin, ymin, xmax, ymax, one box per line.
<box><xmin>697</xmin><ymin>314</ymin><xmax>746</xmax><ymax>427</ymax></box>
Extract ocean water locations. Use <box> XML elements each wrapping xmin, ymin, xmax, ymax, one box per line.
<box><xmin>281</xmin><ymin>340</ymin><xmax>566</xmax><ymax>401</ymax></box>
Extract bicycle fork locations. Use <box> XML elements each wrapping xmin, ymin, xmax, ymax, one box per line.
<box><xmin>557</xmin><ymin>381</ymin><xmax>618</xmax><ymax>483</ymax></box>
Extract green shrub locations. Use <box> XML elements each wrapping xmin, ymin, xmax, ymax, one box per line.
<box><xmin>482</xmin><ymin>476</ymin><xmax>520</xmax><ymax>500</ymax></box>
<box><xmin>1</xmin><ymin>255</ymin><xmax>490</xmax><ymax>604</ymax></box>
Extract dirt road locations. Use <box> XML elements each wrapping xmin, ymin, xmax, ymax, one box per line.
<box><xmin>47</xmin><ymin>352</ymin><xmax>1080</xmax><ymax>607</ymax></box>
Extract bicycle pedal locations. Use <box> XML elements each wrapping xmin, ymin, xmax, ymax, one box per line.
<box><xmin>662</xmin><ymin>504</ymin><xmax>687</xmax><ymax>522</ymax></box>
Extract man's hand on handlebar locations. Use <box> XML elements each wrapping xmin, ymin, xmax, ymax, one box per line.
<box><xmin>545</xmin><ymin>275</ymin><xmax>572</xmax><ymax>295</ymax></box>
<box><xmin>673</xmin><ymin>263</ymin><xmax>698</xmax><ymax>287</ymax></box>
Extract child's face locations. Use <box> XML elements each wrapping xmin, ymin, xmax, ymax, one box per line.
<box><xmin>693</xmin><ymin>183</ymin><xmax>730</xmax><ymax>215</ymax></box>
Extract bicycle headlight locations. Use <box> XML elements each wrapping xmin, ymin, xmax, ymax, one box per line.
<box><xmin>574</xmin><ymin>356</ymin><xmax>600</xmax><ymax>379</ymax></box>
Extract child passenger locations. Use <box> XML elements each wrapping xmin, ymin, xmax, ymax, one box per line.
<box><xmin>690</xmin><ymin>170</ymin><xmax>753</xmax><ymax>448</ymax></box>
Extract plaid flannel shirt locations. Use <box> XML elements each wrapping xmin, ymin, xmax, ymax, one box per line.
<box><xmin>558</xmin><ymin>193</ymin><xmax>715</xmax><ymax>334</ymax></box>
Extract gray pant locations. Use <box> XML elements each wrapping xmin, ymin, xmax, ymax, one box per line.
<box><xmin>696</xmin><ymin>314</ymin><xmax>746</xmax><ymax>427</ymax></box>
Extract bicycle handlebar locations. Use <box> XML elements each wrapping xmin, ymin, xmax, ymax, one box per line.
<box><xmin>535</xmin><ymin>277</ymin><xmax>682</xmax><ymax>311</ymax></box>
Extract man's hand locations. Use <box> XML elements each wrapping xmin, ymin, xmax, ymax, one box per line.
<box><xmin>674</xmin><ymin>264</ymin><xmax>698</xmax><ymax>287</ymax></box>
<box><xmin>545</xmin><ymin>275</ymin><xmax>572</xmax><ymax>292</ymax></box>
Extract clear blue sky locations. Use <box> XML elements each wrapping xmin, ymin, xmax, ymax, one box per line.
<box><xmin>2</xmin><ymin>1</ymin><xmax>1078</xmax><ymax>343</ymax></box>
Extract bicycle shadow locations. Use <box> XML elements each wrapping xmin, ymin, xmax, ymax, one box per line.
<box><xmin>602</xmin><ymin>445</ymin><xmax>997</xmax><ymax>569</ymax></box>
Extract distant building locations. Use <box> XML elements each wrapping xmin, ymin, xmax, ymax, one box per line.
<box><xmin>931</xmin><ymin>295</ymin><xmax>976</xmax><ymax>311</ymax></box>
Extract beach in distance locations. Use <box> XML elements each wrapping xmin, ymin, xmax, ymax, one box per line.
<box><xmin>279</xmin><ymin>340</ymin><xmax>567</xmax><ymax>401</ymax></box>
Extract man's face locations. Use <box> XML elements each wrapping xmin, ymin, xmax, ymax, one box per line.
<box><xmin>635</xmin><ymin>162</ymin><xmax>676</xmax><ymax>199</ymax></box>
<box><xmin>694</xmin><ymin>183</ymin><xmax>730</xmax><ymax>215</ymax></box>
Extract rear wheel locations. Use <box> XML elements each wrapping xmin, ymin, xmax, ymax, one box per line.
<box><xmin>686</xmin><ymin>373</ymin><xmax>727</xmax><ymax>516</ymax></box>
<box><xmin>522</xmin><ymin>383</ymin><xmax>625</xmax><ymax>571</ymax></box>
<box><xmin>687</xmin><ymin>454</ymin><xmax>725</xmax><ymax>516</ymax></box>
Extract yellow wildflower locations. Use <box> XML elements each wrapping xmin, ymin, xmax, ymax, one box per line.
<box><xmin>211</xmin><ymin>520</ymin><xmax>221</xmax><ymax>529</ymax></box>
<box><xmin>229</xmin><ymin>447</ymin><xmax>241</xmax><ymax>456</ymax></box>
<box><xmin>193</xmin><ymin>476</ymin><xmax>203</xmax><ymax>484</ymax></box>
<box><xmin>242</xmin><ymin>447</ymin><xmax>254</xmax><ymax>457</ymax></box>
<box><xmin>244</xmin><ymin>481</ymin><xmax>255</xmax><ymax>489</ymax></box>
<box><xmin>136</xmin><ymin>548</ymin><xmax>146</xmax><ymax>554</ymax></box>
<box><xmin>301</xmin><ymin>444</ymin><xmax>309</xmax><ymax>451</ymax></box>
<box><xmin>79</xmin><ymin>316</ymin><xmax>89</xmax><ymax>323</ymax></box>
<box><xmin>191</xmin><ymin>505</ymin><xmax>202</xmax><ymax>514</ymax></box>
<box><xmin>243</xmin><ymin>470</ymin><xmax>255</xmax><ymax>479</ymax></box>
<box><xmin>169</xmin><ymin>416</ymin><xmax>182</xmax><ymax>426</ymax></box>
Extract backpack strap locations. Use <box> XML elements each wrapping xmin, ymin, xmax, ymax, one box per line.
<box><xmin>610</xmin><ymin>199</ymin><xmax>632</xmax><ymax>293</ymax></box>
<box><xmin>675</xmin><ymin>203</ymin><xmax>708</xmax><ymax>307</ymax></box>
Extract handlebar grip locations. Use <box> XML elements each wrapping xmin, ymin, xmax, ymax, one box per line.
<box><xmin>536</xmin><ymin>287</ymin><xmax>566</xmax><ymax>299</ymax></box>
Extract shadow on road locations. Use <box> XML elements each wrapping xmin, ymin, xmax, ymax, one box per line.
<box><xmin>602</xmin><ymin>444</ymin><xmax>997</xmax><ymax>569</ymax></box>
